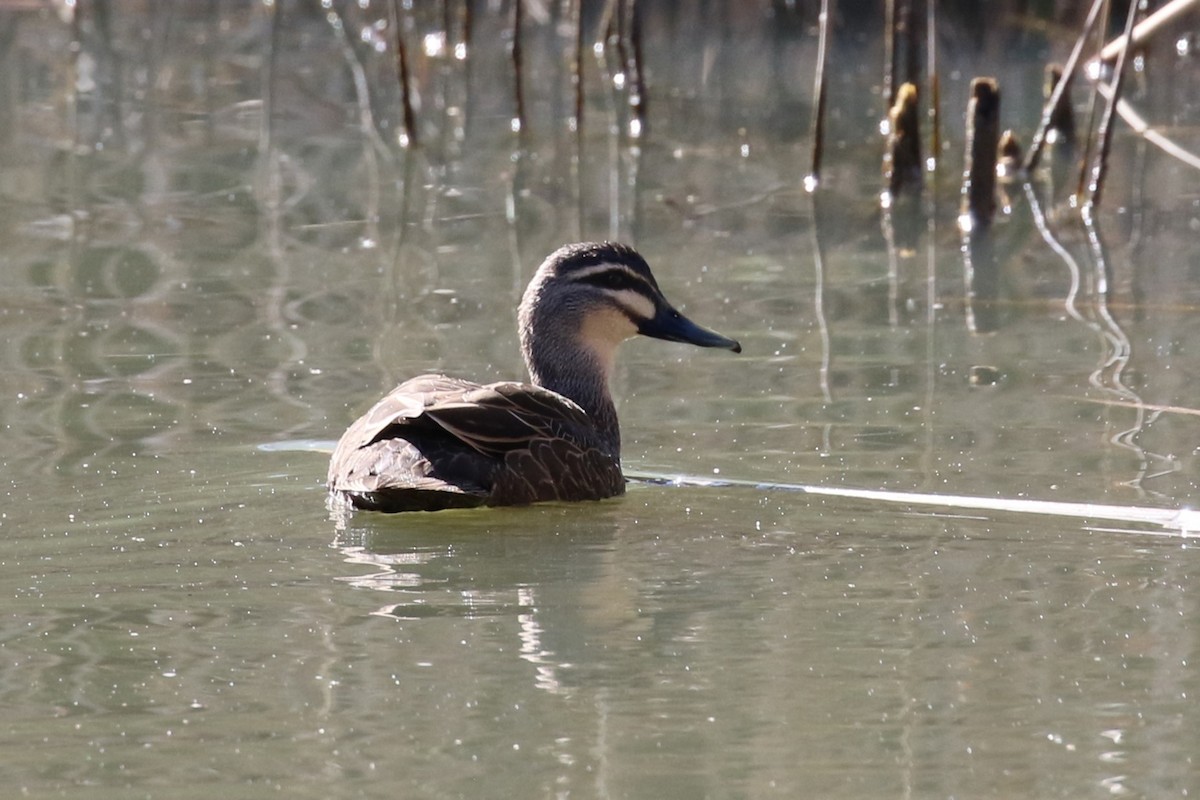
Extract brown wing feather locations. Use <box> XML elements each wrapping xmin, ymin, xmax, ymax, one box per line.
<box><xmin>494</xmin><ymin>439</ymin><xmax>625</xmax><ymax>504</ymax></box>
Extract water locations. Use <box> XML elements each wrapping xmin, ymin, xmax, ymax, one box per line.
<box><xmin>2</xmin><ymin>2</ymin><xmax>1199</xmax><ymax>797</ymax></box>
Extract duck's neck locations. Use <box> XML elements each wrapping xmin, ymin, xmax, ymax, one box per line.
<box><xmin>524</xmin><ymin>339</ymin><xmax>621</xmax><ymax>458</ymax></box>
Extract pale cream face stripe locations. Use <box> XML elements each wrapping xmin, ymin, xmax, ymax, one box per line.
<box><xmin>565</xmin><ymin>262</ymin><xmax>646</xmax><ymax>283</ymax></box>
<box><xmin>604</xmin><ymin>288</ymin><xmax>656</xmax><ymax>322</ymax></box>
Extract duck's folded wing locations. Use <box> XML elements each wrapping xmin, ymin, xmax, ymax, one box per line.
<box><xmin>340</xmin><ymin>374</ymin><xmax>480</xmax><ymax>451</ymax></box>
<box><xmin>420</xmin><ymin>381</ymin><xmax>599</xmax><ymax>458</ymax></box>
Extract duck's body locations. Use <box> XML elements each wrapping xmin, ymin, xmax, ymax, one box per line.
<box><xmin>326</xmin><ymin>375</ymin><xmax>624</xmax><ymax>511</ymax></box>
<box><xmin>327</xmin><ymin>242</ymin><xmax>740</xmax><ymax>513</ymax></box>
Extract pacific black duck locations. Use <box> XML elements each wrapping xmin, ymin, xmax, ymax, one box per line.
<box><xmin>327</xmin><ymin>242</ymin><xmax>741</xmax><ymax>512</ymax></box>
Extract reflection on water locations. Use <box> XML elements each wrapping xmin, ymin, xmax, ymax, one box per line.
<box><xmin>1</xmin><ymin>1</ymin><xmax>1199</xmax><ymax>797</ymax></box>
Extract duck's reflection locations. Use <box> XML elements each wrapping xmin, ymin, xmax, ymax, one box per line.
<box><xmin>330</xmin><ymin>503</ymin><xmax>648</xmax><ymax>697</ymax></box>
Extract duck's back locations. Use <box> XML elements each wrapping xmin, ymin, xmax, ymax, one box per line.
<box><xmin>327</xmin><ymin>374</ymin><xmax>624</xmax><ymax>512</ymax></box>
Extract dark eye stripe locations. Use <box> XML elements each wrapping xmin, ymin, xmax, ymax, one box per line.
<box><xmin>577</xmin><ymin>268</ymin><xmax>647</xmax><ymax>293</ymax></box>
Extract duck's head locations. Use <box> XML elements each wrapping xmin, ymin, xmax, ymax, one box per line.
<box><xmin>518</xmin><ymin>242</ymin><xmax>741</xmax><ymax>389</ymax></box>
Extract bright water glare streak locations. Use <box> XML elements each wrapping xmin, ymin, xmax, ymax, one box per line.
<box><xmin>631</xmin><ymin>472</ymin><xmax>1200</xmax><ymax>538</ymax></box>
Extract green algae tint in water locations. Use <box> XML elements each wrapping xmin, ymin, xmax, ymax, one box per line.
<box><xmin>0</xmin><ymin>3</ymin><xmax>1199</xmax><ymax>798</ymax></box>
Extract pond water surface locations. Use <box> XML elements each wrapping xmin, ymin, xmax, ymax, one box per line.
<box><xmin>2</xmin><ymin>2</ymin><xmax>1199</xmax><ymax>798</ymax></box>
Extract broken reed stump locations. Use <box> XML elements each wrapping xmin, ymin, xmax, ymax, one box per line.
<box><xmin>511</xmin><ymin>0</ymin><xmax>526</xmax><ymax>133</ymax></box>
<box><xmin>573</xmin><ymin>0</ymin><xmax>584</xmax><ymax>131</ymax></box>
<box><xmin>996</xmin><ymin>129</ymin><xmax>1025</xmax><ymax>211</ymax></box>
<box><xmin>391</xmin><ymin>0</ymin><xmax>418</xmax><ymax>147</ymax></box>
<box><xmin>997</xmin><ymin>129</ymin><xmax>1023</xmax><ymax>180</ymax></box>
<box><xmin>960</xmin><ymin>78</ymin><xmax>1001</xmax><ymax>335</ymax></box>
<box><xmin>961</xmin><ymin>77</ymin><xmax>1000</xmax><ymax>226</ymax></box>
<box><xmin>806</xmin><ymin>0</ymin><xmax>831</xmax><ymax>190</ymax></box>
<box><xmin>884</xmin><ymin>82</ymin><xmax>923</xmax><ymax>197</ymax></box>
<box><xmin>629</xmin><ymin>0</ymin><xmax>647</xmax><ymax>138</ymax></box>
<box><xmin>1044</xmin><ymin>64</ymin><xmax>1075</xmax><ymax>145</ymax></box>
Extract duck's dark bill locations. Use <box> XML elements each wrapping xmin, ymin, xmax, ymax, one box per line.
<box><xmin>640</xmin><ymin>305</ymin><xmax>742</xmax><ymax>353</ymax></box>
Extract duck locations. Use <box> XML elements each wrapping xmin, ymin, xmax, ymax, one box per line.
<box><xmin>327</xmin><ymin>241</ymin><xmax>741</xmax><ymax>512</ymax></box>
